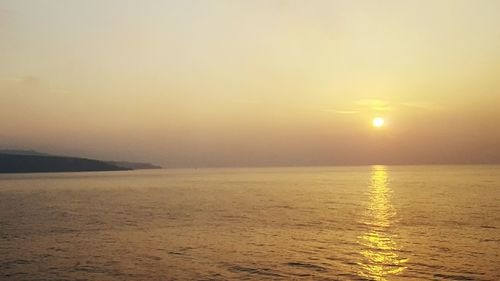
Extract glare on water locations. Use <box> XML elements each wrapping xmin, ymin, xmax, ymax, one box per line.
<box><xmin>357</xmin><ymin>166</ymin><xmax>408</xmax><ymax>280</ymax></box>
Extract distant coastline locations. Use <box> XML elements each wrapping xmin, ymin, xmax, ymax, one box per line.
<box><xmin>0</xmin><ymin>150</ymin><xmax>161</xmax><ymax>174</ymax></box>
<box><xmin>105</xmin><ymin>161</ymin><xmax>162</xmax><ymax>170</ymax></box>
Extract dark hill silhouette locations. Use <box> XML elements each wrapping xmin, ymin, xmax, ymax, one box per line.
<box><xmin>0</xmin><ymin>149</ymin><xmax>51</xmax><ymax>156</ymax></box>
<box><xmin>0</xmin><ymin>153</ymin><xmax>130</xmax><ymax>173</ymax></box>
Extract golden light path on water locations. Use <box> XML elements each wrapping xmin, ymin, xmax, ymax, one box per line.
<box><xmin>357</xmin><ymin>166</ymin><xmax>408</xmax><ymax>281</ymax></box>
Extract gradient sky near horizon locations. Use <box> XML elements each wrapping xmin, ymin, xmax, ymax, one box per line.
<box><xmin>1</xmin><ymin>0</ymin><xmax>500</xmax><ymax>167</ymax></box>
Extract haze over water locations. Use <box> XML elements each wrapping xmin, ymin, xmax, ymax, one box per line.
<box><xmin>1</xmin><ymin>166</ymin><xmax>498</xmax><ymax>280</ymax></box>
<box><xmin>2</xmin><ymin>1</ymin><xmax>500</xmax><ymax>166</ymax></box>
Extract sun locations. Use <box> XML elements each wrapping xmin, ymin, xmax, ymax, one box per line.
<box><xmin>372</xmin><ymin>117</ymin><xmax>385</xmax><ymax>128</ymax></box>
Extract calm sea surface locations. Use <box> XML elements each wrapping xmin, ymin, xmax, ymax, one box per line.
<box><xmin>0</xmin><ymin>166</ymin><xmax>498</xmax><ymax>280</ymax></box>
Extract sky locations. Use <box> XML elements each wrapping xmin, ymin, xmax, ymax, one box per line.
<box><xmin>1</xmin><ymin>0</ymin><xmax>500</xmax><ymax>167</ymax></box>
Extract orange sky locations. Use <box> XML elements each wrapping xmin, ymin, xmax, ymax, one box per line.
<box><xmin>1</xmin><ymin>0</ymin><xmax>500</xmax><ymax>167</ymax></box>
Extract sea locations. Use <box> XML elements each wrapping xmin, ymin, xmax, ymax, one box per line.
<box><xmin>0</xmin><ymin>166</ymin><xmax>498</xmax><ymax>280</ymax></box>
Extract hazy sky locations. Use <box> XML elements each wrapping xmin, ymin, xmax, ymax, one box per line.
<box><xmin>1</xmin><ymin>0</ymin><xmax>500</xmax><ymax>167</ymax></box>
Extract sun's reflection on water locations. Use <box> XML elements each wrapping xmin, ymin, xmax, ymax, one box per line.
<box><xmin>357</xmin><ymin>166</ymin><xmax>408</xmax><ymax>281</ymax></box>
